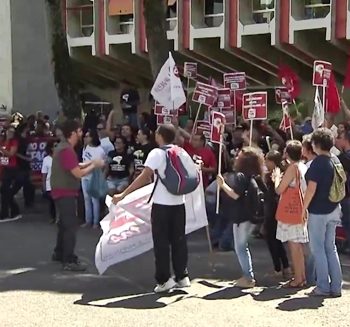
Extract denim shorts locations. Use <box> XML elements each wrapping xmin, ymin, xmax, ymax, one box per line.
<box><xmin>107</xmin><ymin>177</ymin><xmax>129</xmax><ymax>192</ymax></box>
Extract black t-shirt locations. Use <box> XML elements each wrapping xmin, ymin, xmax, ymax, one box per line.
<box><xmin>17</xmin><ymin>137</ymin><xmax>30</xmax><ymax>171</ymax></box>
<box><xmin>338</xmin><ymin>151</ymin><xmax>350</xmax><ymax>197</ymax></box>
<box><xmin>120</xmin><ymin>89</ymin><xmax>140</xmax><ymax>114</ymax></box>
<box><xmin>220</xmin><ymin>172</ymin><xmax>249</xmax><ymax>224</ymax></box>
<box><xmin>305</xmin><ymin>155</ymin><xmax>338</xmax><ymax>214</ymax></box>
<box><xmin>107</xmin><ymin>150</ymin><xmax>132</xmax><ymax>179</ymax></box>
<box><xmin>133</xmin><ymin>143</ymin><xmax>155</xmax><ymax>171</ymax></box>
<box><xmin>126</xmin><ymin>140</ymin><xmax>137</xmax><ymax>156</ymax></box>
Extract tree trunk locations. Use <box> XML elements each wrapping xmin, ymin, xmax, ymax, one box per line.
<box><xmin>143</xmin><ymin>0</ymin><xmax>169</xmax><ymax>79</ymax></box>
<box><xmin>46</xmin><ymin>0</ymin><xmax>81</xmax><ymax>119</ymax></box>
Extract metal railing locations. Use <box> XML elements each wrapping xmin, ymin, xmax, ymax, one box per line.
<box><xmin>304</xmin><ymin>2</ymin><xmax>331</xmax><ymax>19</ymax></box>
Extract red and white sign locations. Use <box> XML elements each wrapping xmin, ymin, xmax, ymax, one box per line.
<box><xmin>221</xmin><ymin>107</ymin><xmax>235</xmax><ymax>125</ymax></box>
<box><xmin>313</xmin><ymin>60</ymin><xmax>332</xmax><ymax>87</ymax></box>
<box><xmin>216</xmin><ymin>88</ymin><xmax>232</xmax><ymax>108</ymax></box>
<box><xmin>280</xmin><ymin>101</ymin><xmax>292</xmax><ymax>132</ymax></box>
<box><xmin>242</xmin><ymin>92</ymin><xmax>268</xmax><ymax>120</ymax></box>
<box><xmin>223</xmin><ymin>72</ymin><xmax>247</xmax><ymax>90</ymax></box>
<box><xmin>156</xmin><ymin>115</ymin><xmax>173</xmax><ymax>125</ymax></box>
<box><xmin>154</xmin><ymin>103</ymin><xmax>177</xmax><ymax>116</ymax></box>
<box><xmin>275</xmin><ymin>87</ymin><xmax>292</xmax><ymax>104</ymax></box>
<box><xmin>211</xmin><ymin>111</ymin><xmax>226</xmax><ymax>144</ymax></box>
<box><xmin>195</xmin><ymin>120</ymin><xmax>211</xmax><ymax>139</ymax></box>
<box><xmin>192</xmin><ymin>82</ymin><xmax>218</xmax><ymax>107</ymax></box>
<box><xmin>184</xmin><ymin>62</ymin><xmax>198</xmax><ymax>79</ymax></box>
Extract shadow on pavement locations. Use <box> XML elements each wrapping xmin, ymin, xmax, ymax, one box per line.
<box><xmin>277</xmin><ymin>297</ymin><xmax>324</xmax><ymax>311</ymax></box>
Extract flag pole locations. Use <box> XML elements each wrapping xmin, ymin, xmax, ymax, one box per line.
<box><xmin>342</xmin><ymin>85</ymin><xmax>344</xmax><ymax>95</ymax></box>
<box><xmin>322</xmin><ymin>82</ymin><xmax>327</xmax><ymax>116</ymax></box>
<box><xmin>292</xmin><ymin>99</ymin><xmax>300</xmax><ymax>116</ymax></box>
<box><xmin>191</xmin><ymin>103</ymin><xmax>202</xmax><ymax>140</ymax></box>
<box><xmin>249</xmin><ymin>119</ymin><xmax>253</xmax><ymax>146</ymax></box>
<box><xmin>216</xmin><ymin>132</ymin><xmax>223</xmax><ymax>215</ymax></box>
<box><xmin>233</xmin><ymin>90</ymin><xmax>237</xmax><ymax>127</ymax></box>
<box><xmin>187</xmin><ymin>77</ymin><xmax>191</xmax><ymax>118</ymax></box>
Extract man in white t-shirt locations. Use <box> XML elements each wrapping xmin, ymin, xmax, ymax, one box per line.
<box><xmin>113</xmin><ymin>124</ymin><xmax>190</xmax><ymax>293</ymax></box>
<box><xmin>97</xmin><ymin>122</ymin><xmax>114</xmax><ymax>155</ymax></box>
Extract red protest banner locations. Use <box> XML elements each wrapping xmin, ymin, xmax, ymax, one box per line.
<box><xmin>216</xmin><ymin>88</ymin><xmax>232</xmax><ymax>108</ymax></box>
<box><xmin>313</xmin><ymin>60</ymin><xmax>332</xmax><ymax>87</ymax></box>
<box><xmin>192</xmin><ymin>82</ymin><xmax>218</xmax><ymax>107</ymax></box>
<box><xmin>195</xmin><ymin>120</ymin><xmax>211</xmax><ymax>140</ymax></box>
<box><xmin>242</xmin><ymin>92</ymin><xmax>268</xmax><ymax>120</ymax></box>
<box><xmin>275</xmin><ymin>87</ymin><xmax>292</xmax><ymax>104</ymax></box>
<box><xmin>156</xmin><ymin>115</ymin><xmax>173</xmax><ymax>125</ymax></box>
<box><xmin>223</xmin><ymin>72</ymin><xmax>247</xmax><ymax>90</ymax></box>
<box><xmin>154</xmin><ymin>102</ymin><xmax>177</xmax><ymax>116</ymax></box>
<box><xmin>184</xmin><ymin>62</ymin><xmax>198</xmax><ymax>79</ymax></box>
<box><xmin>211</xmin><ymin>111</ymin><xmax>225</xmax><ymax>144</ymax></box>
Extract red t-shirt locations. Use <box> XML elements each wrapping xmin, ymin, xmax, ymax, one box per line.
<box><xmin>0</xmin><ymin>139</ymin><xmax>18</xmax><ymax>168</ymax></box>
<box><xmin>51</xmin><ymin>147</ymin><xmax>80</xmax><ymax>199</ymax></box>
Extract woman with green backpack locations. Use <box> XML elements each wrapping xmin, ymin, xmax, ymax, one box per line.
<box><xmin>304</xmin><ymin>128</ymin><xmax>344</xmax><ymax>297</ymax></box>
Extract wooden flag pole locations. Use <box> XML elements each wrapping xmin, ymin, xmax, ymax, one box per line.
<box><xmin>191</xmin><ymin>103</ymin><xmax>203</xmax><ymax>140</ymax></box>
<box><xmin>249</xmin><ymin>119</ymin><xmax>253</xmax><ymax>146</ymax></box>
<box><xmin>215</xmin><ymin>132</ymin><xmax>223</xmax><ymax>215</ymax></box>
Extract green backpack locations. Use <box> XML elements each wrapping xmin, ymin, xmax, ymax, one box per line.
<box><xmin>329</xmin><ymin>156</ymin><xmax>347</xmax><ymax>203</ymax></box>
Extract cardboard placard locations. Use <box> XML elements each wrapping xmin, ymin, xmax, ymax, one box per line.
<box><xmin>221</xmin><ymin>107</ymin><xmax>235</xmax><ymax>125</ymax></box>
<box><xmin>154</xmin><ymin>103</ymin><xmax>177</xmax><ymax>116</ymax></box>
<box><xmin>156</xmin><ymin>115</ymin><xmax>173</xmax><ymax>125</ymax></box>
<box><xmin>216</xmin><ymin>88</ymin><xmax>232</xmax><ymax>108</ymax></box>
<box><xmin>313</xmin><ymin>60</ymin><xmax>332</xmax><ymax>87</ymax></box>
<box><xmin>195</xmin><ymin>120</ymin><xmax>211</xmax><ymax>140</ymax></box>
<box><xmin>275</xmin><ymin>87</ymin><xmax>292</xmax><ymax>104</ymax></box>
<box><xmin>211</xmin><ymin>111</ymin><xmax>226</xmax><ymax>144</ymax></box>
<box><xmin>242</xmin><ymin>92</ymin><xmax>268</xmax><ymax>120</ymax></box>
<box><xmin>223</xmin><ymin>72</ymin><xmax>247</xmax><ymax>90</ymax></box>
<box><xmin>192</xmin><ymin>82</ymin><xmax>218</xmax><ymax>107</ymax></box>
<box><xmin>184</xmin><ymin>62</ymin><xmax>198</xmax><ymax>79</ymax></box>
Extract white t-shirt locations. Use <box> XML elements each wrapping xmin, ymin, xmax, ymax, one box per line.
<box><xmin>82</xmin><ymin>145</ymin><xmax>106</xmax><ymax>179</ymax></box>
<box><xmin>100</xmin><ymin>137</ymin><xmax>114</xmax><ymax>155</ymax></box>
<box><xmin>144</xmin><ymin>148</ymin><xmax>185</xmax><ymax>205</ymax></box>
<box><xmin>41</xmin><ymin>155</ymin><xmax>52</xmax><ymax>191</ymax></box>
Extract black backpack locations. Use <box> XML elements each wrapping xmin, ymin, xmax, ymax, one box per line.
<box><xmin>243</xmin><ymin>176</ymin><xmax>265</xmax><ymax>225</ymax></box>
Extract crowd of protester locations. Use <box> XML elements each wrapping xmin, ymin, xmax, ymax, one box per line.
<box><xmin>1</xmin><ymin>97</ymin><xmax>350</xmax><ymax>296</ymax></box>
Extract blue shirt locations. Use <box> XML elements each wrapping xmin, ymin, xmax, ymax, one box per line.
<box><xmin>305</xmin><ymin>155</ymin><xmax>337</xmax><ymax>214</ymax></box>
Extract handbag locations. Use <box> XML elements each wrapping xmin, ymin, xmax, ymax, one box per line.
<box><xmin>87</xmin><ymin>168</ymin><xmax>108</xmax><ymax>199</ymax></box>
<box><xmin>275</xmin><ymin>165</ymin><xmax>304</xmax><ymax>225</ymax></box>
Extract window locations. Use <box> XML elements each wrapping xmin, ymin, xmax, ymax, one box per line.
<box><xmin>252</xmin><ymin>0</ymin><xmax>275</xmax><ymax>24</ymax></box>
<box><xmin>204</xmin><ymin>0</ymin><xmax>224</xmax><ymax>16</ymax></box>
<box><xmin>304</xmin><ymin>0</ymin><xmax>331</xmax><ymax>19</ymax></box>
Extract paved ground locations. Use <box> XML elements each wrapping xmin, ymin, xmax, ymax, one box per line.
<box><xmin>0</xmin><ymin>203</ymin><xmax>350</xmax><ymax>327</ymax></box>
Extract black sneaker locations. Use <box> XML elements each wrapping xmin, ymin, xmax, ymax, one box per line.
<box><xmin>63</xmin><ymin>262</ymin><xmax>87</xmax><ymax>272</ymax></box>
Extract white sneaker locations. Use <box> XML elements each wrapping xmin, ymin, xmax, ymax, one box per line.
<box><xmin>154</xmin><ymin>278</ymin><xmax>176</xmax><ymax>293</ymax></box>
<box><xmin>176</xmin><ymin>277</ymin><xmax>191</xmax><ymax>288</ymax></box>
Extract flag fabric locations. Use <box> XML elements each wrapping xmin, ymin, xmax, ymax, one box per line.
<box><xmin>151</xmin><ymin>52</ymin><xmax>186</xmax><ymax>109</ymax></box>
<box><xmin>279</xmin><ymin>101</ymin><xmax>292</xmax><ymax>132</ymax></box>
<box><xmin>210</xmin><ymin>111</ymin><xmax>225</xmax><ymax>144</ymax></box>
<box><xmin>326</xmin><ymin>73</ymin><xmax>340</xmax><ymax>114</ymax></box>
<box><xmin>344</xmin><ymin>57</ymin><xmax>350</xmax><ymax>89</ymax></box>
<box><xmin>278</xmin><ymin>64</ymin><xmax>301</xmax><ymax>100</ymax></box>
<box><xmin>312</xmin><ymin>87</ymin><xmax>324</xmax><ymax>130</ymax></box>
<box><xmin>95</xmin><ymin>181</ymin><xmax>208</xmax><ymax>275</ymax></box>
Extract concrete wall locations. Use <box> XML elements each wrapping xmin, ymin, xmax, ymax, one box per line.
<box><xmin>0</xmin><ymin>0</ymin><xmax>13</xmax><ymax>112</ymax></box>
<box><xmin>10</xmin><ymin>0</ymin><xmax>60</xmax><ymax>117</ymax></box>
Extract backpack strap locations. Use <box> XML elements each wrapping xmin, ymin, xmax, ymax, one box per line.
<box><xmin>147</xmin><ymin>172</ymin><xmax>160</xmax><ymax>204</ymax></box>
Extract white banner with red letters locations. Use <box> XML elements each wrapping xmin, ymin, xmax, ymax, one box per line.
<box><xmin>95</xmin><ymin>181</ymin><xmax>208</xmax><ymax>275</ymax></box>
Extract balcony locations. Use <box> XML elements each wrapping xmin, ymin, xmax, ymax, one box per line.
<box><xmin>286</xmin><ymin>0</ymin><xmax>332</xmax><ymax>43</ymax></box>
<box><xmin>66</xmin><ymin>0</ymin><xmax>96</xmax><ymax>54</ymax></box>
<box><xmin>104</xmin><ymin>0</ymin><xmax>136</xmax><ymax>54</ymax></box>
<box><xmin>189</xmin><ymin>0</ymin><xmax>225</xmax><ymax>49</ymax></box>
<box><xmin>236</xmin><ymin>0</ymin><xmax>276</xmax><ymax>47</ymax></box>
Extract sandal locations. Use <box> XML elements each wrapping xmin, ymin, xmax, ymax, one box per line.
<box><xmin>282</xmin><ymin>279</ymin><xmax>306</xmax><ymax>288</ymax></box>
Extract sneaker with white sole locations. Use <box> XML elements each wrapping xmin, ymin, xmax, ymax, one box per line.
<box><xmin>176</xmin><ymin>277</ymin><xmax>191</xmax><ymax>288</ymax></box>
<box><xmin>234</xmin><ymin>276</ymin><xmax>256</xmax><ymax>288</ymax></box>
<box><xmin>154</xmin><ymin>278</ymin><xmax>176</xmax><ymax>293</ymax></box>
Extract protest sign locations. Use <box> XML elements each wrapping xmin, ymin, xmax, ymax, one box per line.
<box><xmin>184</xmin><ymin>62</ymin><xmax>198</xmax><ymax>79</ymax></box>
<box><xmin>313</xmin><ymin>60</ymin><xmax>332</xmax><ymax>87</ymax></box>
<box><xmin>223</xmin><ymin>72</ymin><xmax>247</xmax><ymax>90</ymax></box>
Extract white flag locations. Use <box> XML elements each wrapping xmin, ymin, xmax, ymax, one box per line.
<box><xmin>312</xmin><ymin>87</ymin><xmax>324</xmax><ymax>130</ymax></box>
<box><xmin>151</xmin><ymin>52</ymin><xmax>186</xmax><ymax>110</ymax></box>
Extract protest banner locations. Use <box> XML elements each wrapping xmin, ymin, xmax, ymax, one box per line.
<box><xmin>223</xmin><ymin>72</ymin><xmax>246</xmax><ymax>90</ymax></box>
<box><xmin>184</xmin><ymin>62</ymin><xmax>198</xmax><ymax>79</ymax></box>
<box><xmin>275</xmin><ymin>87</ymin><xmax>292</xmax><ymax>104</ymax></box>
<box><xmin>195</xmin><ymin>120</ymin><xmax>211</xmax><ymax>140</ymax></box>
<box><xmin>216</xmin><ymin>88</ymin><xmax>232</xmax><ymax>108</ymax></box>
<box><xmin>95</xmin><ymin>181</ymin><xmax>208</xmax><ymax>275</ymax></box>
<box><xmin>156</xmin><ymin>115</ymin><xmax>173</xmax><ymax>125</ymax></box>
<box><xmin>242</xmin><ymin>92</ymin><xmax>268</xmax><ymax>146</ymax></box>
<box><xmin>313</xmin><ymin>60</ymin><xmax>332</xmax><ymax>114</ymax></box>
<box><xmin>154</xmin><ymin>102</ymin><xmax>177</xmax><ymax>116</ymax></box>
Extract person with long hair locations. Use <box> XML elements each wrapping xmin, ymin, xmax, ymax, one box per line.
<box><xmin>217</xmin><ymin>147</ymin><xmax>264</xmax><ymax>288</ymax></box>
<box><xmin>81</xmin><ymin>129</ymin><xmax>106</xmax><ymax>229</ymax></box>
<box><xmin>273</xmin><ymin>140</ymin><xmax>308</xmax><ymax>288</ymax></box>
<box><xmin>264</xmin><ymin>151</ymin><xmax>291</xmax><ymax>279</ymax></box>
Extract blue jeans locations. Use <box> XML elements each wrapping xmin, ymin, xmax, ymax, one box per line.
<box><xmin>81</xmin><ymin>178</ymin><xmax>100</xmax><ymax>225</ymax></box>
<box><xmin>308</xmin><ymin>206</ymin><xmax>343</xmax><ymax>294</ymax></box>
<box><xmin>341</xmin><ymin>197</ymin><xmax>350</xmax><ymax>248</ymax></box>
<box><xmin>233</xmin><ymin>221</ymin><xmax>255</xmax><ymax>280</ymax></box>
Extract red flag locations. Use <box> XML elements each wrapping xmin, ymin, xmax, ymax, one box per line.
<box><xmin>344</xmin><ymin>57</ymin><xmax>350</xmax><ymax>89</ymax></box>
<box><xmin>326</xmin><ymin>73</ymin><xmax>340</xmax><ymax>114</ymax></box>
<box><xmin>278</xmin><ymin>64</ymin><xmax>300</xmax><ymax>100</ymax></box>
